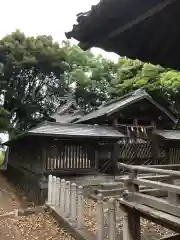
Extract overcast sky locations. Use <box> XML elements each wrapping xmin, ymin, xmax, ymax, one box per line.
<box><xmin>0</xmin><ymin>0</ymin><xmax>118</xmax><ymax>59</ymax></box>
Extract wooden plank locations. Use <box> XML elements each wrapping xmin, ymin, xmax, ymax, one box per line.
<box><xmin>132</xmin><ymin>178</ymin><xmax>180</xmax><ymax>195</ymax></box>
<box><xmin>126</xmin><ymin>192</ymin><xmax>180</xmax><ymax>217</ymax></box>
<box><xmin>160</xmin><ymin>234</ymin><xmax>180</xmax><ymax>240</ymax></box>
<box><xmin>139</xmin><ymin>174</ymin><xmax>178</xmax><ymax>180</ymax></box>
<box><xmin>140</xmin><ymin>188</ymin><xmax>167</xmax><ymax>198</ymax></box>
<box><xmin>118</xmin><ymin>198</ymin><xmax>180</xmax><ymax>233</ymax></box>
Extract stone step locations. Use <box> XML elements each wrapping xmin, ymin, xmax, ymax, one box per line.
<box><xmin>89</xmin><ymin>193</ymin><xmax>124</xmax><ymax>201</ymax></box>
<box><xmin>99</xmin><ymin>182</ymin><xmax>123</xmax><ymax>189</ymax></box>
<box><xmin>94</xmin><ymin>188</ymin><xmax>124</xmax><ymax>196</ymax></box>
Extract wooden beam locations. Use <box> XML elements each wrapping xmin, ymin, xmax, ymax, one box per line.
<box><xmin>126</xmin><ymin>192</ymin><xmax>180</xmax><ymax>218</ymax></box>
<box><xmin>117</xmin><ymin>198</ymin><xmax>180</xmax><ymax>233</ymax></box>
<box><xmin>160</xmin><ymin>234</ymin><xmax>180</xmax><ymax>240</ymax></box>
<box><xmin>140</xmin><ymin>188</ymin><xmax>167</xmax><ymax>198</ymax></box>
<box><xmin>132</xmin><ymin>178</ymin><xmax>180</xmax><ymax>195</ymax></box>
<box><xmin>118</xmin><ymin>162</ymin><xmax>180</xmax><ymax>177</ymax></box>
<box><xmin>107</xmin><ymin>0</ymin><xmax>177</xmax><ymax>40</ymax></box>
<box><xmin>148</xmin><ymin>164</ymin><xmax>180</xmax><ymax>169</ymax></box>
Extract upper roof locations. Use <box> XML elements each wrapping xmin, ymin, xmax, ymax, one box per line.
<box><xmin>66</xmin><ymin>0</ymin><xmax>180</xmax><ymax>69</ymax></box>
<box><xmin>155</xmin><ymin>130</ymin><xmax>180</xmax><ymax>140</ymax></box>
<box><xmin>75</xmin><ymin>89</ymin><xmax>177</xmax><ymax>124</ymax></box>
<box><xmin>4</xmin><ymin>121</ymin><xmax>124</xmax><ymax>145</ymax></box>
<box><xmin>49</xmin><ymin>99</ymin><xmax>84</xmax><ymax>123</ymax></box>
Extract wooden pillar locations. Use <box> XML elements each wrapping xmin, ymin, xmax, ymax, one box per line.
<box><xmin>151</xmin><ymin>130</ymin><xmax>159</xmax><ymax>165</ymax></box>
<box><xmin>112</xmin><ymin>142</ymin><xmax>119</xmax><ymax>175</ymax></box>
<box><xmin>113</xmin><ymin>117</ymin><xmax>118</xmax><ymax>127</ymax></box>
<box><xmin>41</xmin><ymin>143</ymin><xmax>47</xmax><ymax>171</ymax></box>
<box><xmin>95</xmin><ymin>143</ymin><xmax>100</xmax><ymax>171</ymax></box>
<box><xmin>127</xmin><ymin>208</ymin><xmax>141</xmax><ymax>240</ymax></box>
<box><xmin>125</xmin><ymin>170</ymin><xmax>141</xmax><ymax>240</ymax></box>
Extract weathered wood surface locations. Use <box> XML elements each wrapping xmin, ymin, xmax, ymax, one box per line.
<box><xmin>125</xmin><ymin>192</ymin><xmax>180</xmax><ymax>218</ymax></box>
<box><xmin>117</xmin><ymin>198</ymin><xmax>180</xmax><ymax>233</ymax></box>
<box><xmin>118</xmin><ymin>162</ymin><xmax>180</xmax><ymax>177</ymax></box>
<box><xmin>160</xmin><ymin>234</ymin><xmax>180</xmax><ymax>240</ymax></box>
<box><xmin>148</xmin><ymin>164</ymin><xmax>180</xmax><ymax>169</ymax></box>
<box><xmin>132</xmin><ymin>178</ymin><xmax>180</xmax><ymax>195</ymax></box>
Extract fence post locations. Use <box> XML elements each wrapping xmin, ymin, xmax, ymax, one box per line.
<box><xmin>123</xmin><ymin>212</ymin><xmax>130</xmax><ymax>240</ymax></box>
<box><xmin>52</xmin><ymin>176</ymin><xmax>57</xmax><ymax>206</ymax></box>
<box><xmin>107</xmin><ymin>198</ymin><xmax>116</xmax><ymax>240</ymax></box>
<box><xmin>47</xmin><ymin>175</ymin><xmax>53</xmax><ymax>205</ymax></box>
<box><xmin>70</xmin><ymin>183</ymin><xmax>77</xmax><ymax>223</ymax></box>
<box><xmin>60</xmin><ymin>179</ymin><xmax>66</xmax><ymax>214</ymax></box>
<box><xmin>65</xmin><ymin>181</ymin><xmax>71</xmax><ymax>217</ymax></box>
<box><xmin>168</xmin><ymin>179</ymin><xmax>180</xmax><ymax>205</ymax></box>
<box><xmin>124</xmin><ymin>170</ymin><xmax>141</xmax><ymax>240</ymax></box>
<box><xmin>97</xmin><ymin>193</ymin><xmax>104</xmax><ymax>240</ymax></box>
<box><xmin>77</xmin><ymin>185</ymin><xmax>84</xmax><ymax>229</ymax></box>
<box><xmin>55</xmin><ymin>177</ymin><xmax>60</xmax><ymax>207</ymax></box>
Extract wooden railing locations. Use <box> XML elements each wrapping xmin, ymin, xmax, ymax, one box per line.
<box><xmin>117</xmin><ymin>163</ymin><xmax>180</xmax><ymax>239</ymax></box>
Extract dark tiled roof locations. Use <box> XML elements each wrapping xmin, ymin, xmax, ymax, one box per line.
<box><xmin>66</xmin><ymin>0</ymin><xmax>180</xmax><ymax>70</ymax></box>
<box><xmin>155</xmin><ymin>130</ymin><xmax>180</xmax><ymax>140</ymax></box>
<box><xmin>76</xmin><ymin>89</ymin><xmax>176</xmax><ymax>123</ymax></box>
<box><xmin>4</xmin><ymin>122</ymin><xmax>124</xmax><ymax>145</ymax></box>
<box><xmin>29</xmin><ymin>122</ymin><xmax>124</xmax><ymax>138</ymax></box>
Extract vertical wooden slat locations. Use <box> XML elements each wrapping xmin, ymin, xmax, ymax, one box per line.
<box><xmin>72</xmin><ymin>144</ymin><xmax>75</xmax><ymax>169</ymax></box>
<box><xmin>61</xmin><ymin>144</ymin><xmax>64</xmax><ymax>168</ymax></box>
<box><xmin>69</xmin><ymin>144</ymin><xmax>72</xmax><ymax>168</ymax></box>
<box><xmin>62</xmin><ymin>144</ymin><xmax>65</xmax><ymax>169</ymax></box>
<box><xmin>65</xmin><ymin>144</ymin><xmax>68</xmax><ymax>169</ymax></box>
<box><xmin>81</xmin><ymin>145</ymin><xmax>84</xmax><ymax>168</ymax></box>
<box><xmin>85</xmin><ymin>146</ymin><xmax>87</xmax><ymax>168</ymax></box>
<box><xmin>74</xmin><ymin>144</ymin><xmax>77</xmax><ymax>169</ymax></box>
<box><xmin>76</xmin><ymin>144</ymin><xmax>79</xmax><ymax>168</ymax></box>
<box><xmin>67</xmin><ymin>144</ymin><xmax>69</xmax><ymax>168</ymax></box>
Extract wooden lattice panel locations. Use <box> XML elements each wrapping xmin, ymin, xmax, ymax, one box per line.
<box><xmin>169</xmin><ymin>148</ymin><xmax>180</xmax><ymax>164</ymax></box>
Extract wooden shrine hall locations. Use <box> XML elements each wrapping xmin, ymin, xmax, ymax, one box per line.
<box><xmin>4</xmin><ymin>121</ymin><xmax>124</xmax><ymax>202</ymax></box>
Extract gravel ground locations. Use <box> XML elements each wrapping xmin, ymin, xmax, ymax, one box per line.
<box><xmin>0</xmin><ymin>174</ymin><xmax>75</xmax><ymax>240</ymax></box>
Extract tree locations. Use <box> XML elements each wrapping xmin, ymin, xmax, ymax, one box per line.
<box><xmin>61</xmin><ymin>42</ymin><xmax>118</xmax><ymax>112</ymax></box>
<box><xmin>108</xmin><ymin>58</ymin><xmax>180</xmax><ymax>118</ymax></box>
<box><xmin>0</xmin><ymin>30</ymin><xmax>69</xmax><ymax>135</ymax></box>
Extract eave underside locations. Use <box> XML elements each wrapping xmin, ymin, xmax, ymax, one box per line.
<box><xmin>67</xmin><ymin>0</ymin><xmax>180</xmax><ymax>69</ymax></box>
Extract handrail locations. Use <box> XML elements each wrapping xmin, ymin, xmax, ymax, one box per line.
<box><xmin>148</xmin><ymin>164</ymin><xmax>180</xmax><ymax>169</ymax></box>
<box><xmin>118</xmin><ymin>163</ymin><xmax>180</xmax><ymax>178</ymax></box>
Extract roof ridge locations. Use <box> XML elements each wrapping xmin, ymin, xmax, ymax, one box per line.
<box><xmin>100</xmin><ymin>88</ymin><xmax>148</xmax><ymax>108</ymax></box>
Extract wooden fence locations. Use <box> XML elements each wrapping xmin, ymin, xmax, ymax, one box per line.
<box><xmin>47</xmin><ymin>175</ymin><xmax>127</xmax><ymax>240</ymax></box>
<box><xmin>47</xmin><ymin>167</ymin><xmax>180</xmax><ymax>240</ymax></box>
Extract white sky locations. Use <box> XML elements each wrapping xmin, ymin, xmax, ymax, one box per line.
<box><xmin>0</xmin><ymin>0</ymin><xmax>118</xmax><ymax>60</ymax></box>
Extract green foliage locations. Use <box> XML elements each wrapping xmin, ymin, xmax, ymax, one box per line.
<box><xmin>0</xmin><ymin>151</ymin><xmax>4</xmax><ymax>166</ymax></box>
<box><xmin>0</xmin><ymin>107</ymin><xmax>10</xmax><ymax>132</ymax></box>
<box><xmin>0</xmin><ymin>30</ymin><xmax>69</xmax><ymax>134</ymax></box>
<box><xmin>1</xmin><ymin>30</ymin><xmax>180</xmax><ymax>136</ymax></box>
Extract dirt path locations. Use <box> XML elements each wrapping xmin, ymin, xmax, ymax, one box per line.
<box><xmin>0</xmin><ymin>174</ymin><xmax>74</xmax><ymax>240</ymax></box>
